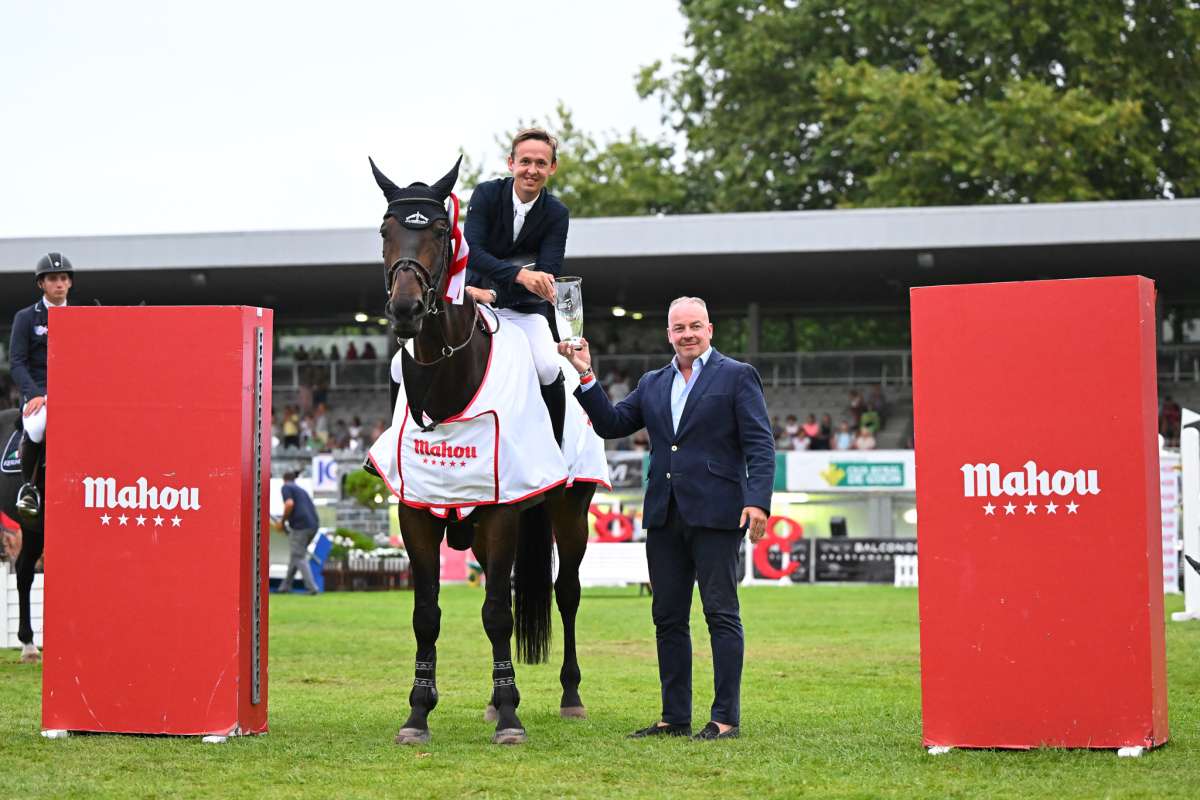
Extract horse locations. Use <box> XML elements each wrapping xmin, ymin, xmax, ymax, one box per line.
<box><xmin>0</xmin><ymin>407</ymin><xmax>45</xmax><ymax>663</ymax></box>
<box><xmin>369</xmin><ymin>157</ymin><xmax>599</xmax><ymax>745</ymax></box>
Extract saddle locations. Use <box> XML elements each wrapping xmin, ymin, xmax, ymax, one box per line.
<box><xmin>1</xmin><ymin>427</ymin><xmax>20</xmax><ymax>474</ymax></box>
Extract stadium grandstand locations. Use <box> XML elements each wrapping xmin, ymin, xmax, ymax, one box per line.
<box><xmin>3</xmin><ymin>197</ymin><xmax>1200</xmax><ymax>461</ymax></box>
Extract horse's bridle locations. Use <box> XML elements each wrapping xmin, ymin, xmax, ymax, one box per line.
<box><xmin>384</xmin><ymin>219</ymin><xmax>477</xmax><ymax>364</ymax></box>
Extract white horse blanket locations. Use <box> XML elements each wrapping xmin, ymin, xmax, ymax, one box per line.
<box><xmin>368</xmin><ymin>308</ymin><xmax>610</xmax><ymax>518</ymax></box>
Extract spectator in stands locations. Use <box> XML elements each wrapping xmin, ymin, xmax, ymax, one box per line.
<box><xmin>853</xmin><ymin>426</ymin><xmax>877</xmax><ymax>451</ymax></box>
<box><xmin>859</xmin><ymin>407</ymin><xmax>881</xmax><ymax>435</ymax></box>
<box><xmin>608</xmin><ymin>369</ymin><xmax>631</xmax><ymax>403</ymax></box>
<box><xmin>802</xmin><ymin>414</ymin><xmax>820</xmax><ymax>441</ymax></box>
<box><xmin>847</xmin><ymin>389</ymin><xmax>864</xmax><ymax>428</ymax></box>
<box><xmin>311</xmin><ymin>345</ymin><xmax>326</xmax><ymax>361</ymax></box>
<box><xmin>282</xmin><ymin>406</ymin><xmax>301</xmax><ymax>449</ymax></box>
<box><xmin>313</xmin><ymin>403</ymin><xmax>330</xmax><ymax>449</ymax></box>
<box><xmin>332</xmin><ymin>419</ymin><xmax>349</xmax><ymax>450</ymax></box>
<box><xmin>348</xmin><ymin>416</ymin><xmax>364</xmax><ymax>452</ymax></box>
<box><xmin>362</xmin><ymin>341</ymin><xmax>378</xmax><ymax>360</ymax></box>
<box><xmin>811</xmin><ymin>413</ymin><xmax>833</xmax><ymax>451</ymax></box>
<box><xmin>867</xmin><ymin>384</ymin><xmax>888</xmax><ymax>427</ymax></box>
<box><xmin>294</xmin><ymin>344</ymin><xmax>309</xmax><ymax>361</ymax></box>
<box><xmin>328</xmin><ymin>343</ymin><xmax>340</xmax><ymax>361</ymax></box>
<box><xmin>370</xmin><ymin>417</ymin><xmax>388</xmax><ymax>444</ymax></box>
<box><xmin>300</xmin><ymin>413</ymin><xmax>314</xmax><ymax>449</ymax></box>
<box><xmin>770</xmin><ymin>415</ymin><xmax>783</xmax><ymax>443</ymax></box>
<box><xmin>345</xmin><ymin>342</ymin><xmax>359</xmax><ymax>361</ymax></box>
<box><xmin>275</xmin><ymin>471</ymin><xmax>320</xmax><ymax>595</ymax></box>
<box><xmin>833</xmin><ymin>421</ymin><xmax>854</xmax><ymax>451</ymax></box>
<box><xmin>1161</xmin><ymin>395</ymin><xmax>1182</xmax><ymax>445</ymax></box>
<box><xmin>779</xmin><ymin>415</ymin><xmax>801</xmax><ymax>451</ymax></box>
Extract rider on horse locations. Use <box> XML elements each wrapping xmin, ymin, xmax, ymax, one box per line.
<box><xmin>10</xmin><ymin>252</ymin><xmax>73</xmax><ymax>519</ymax></box>
<box><xmin>463</xmin><ymin>128</ymin><xmax>569</xmax><ymax>444</ymax></box>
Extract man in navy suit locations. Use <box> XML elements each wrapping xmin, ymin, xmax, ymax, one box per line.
<box><xmin>464</xmin><ymin>127</ymin><xmax>570</xmax><ymax>442</ymax></box>
<box><xmin>558</xmin><ymin>296</ymin><xmax>775</xmax><ymax>740</ymax></box>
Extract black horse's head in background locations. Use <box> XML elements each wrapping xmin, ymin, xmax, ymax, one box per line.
<box><xmin>371</xmin><ymin>156</ymin><xmax>461</xmax><ymax>339</ymax></box>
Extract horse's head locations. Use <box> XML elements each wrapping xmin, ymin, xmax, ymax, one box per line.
<box><xmin>371</xmin><ymin>156</ymin><xmax>461</xmax><ymax>339</ymax></box>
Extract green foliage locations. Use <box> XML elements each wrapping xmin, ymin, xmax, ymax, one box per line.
<box><xmin>2</xmin><ymin>588</ymin><xmax>1199</xmax><ymax>797</ymax></box>
<box><xmin>635</xmin><ymin>0</ymin><xmax>1199</xmax><ymax>209</ymax></box>
<box><xmin>343</xmin><ymin>468</ymin><xmax>389</xmax><ymax>510</ymax></box>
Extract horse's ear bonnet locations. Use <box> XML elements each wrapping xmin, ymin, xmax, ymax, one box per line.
<box><xmin>370</xmin><ymin>156</ymin><xmax>461</xmax><ymax>230</ymax></box>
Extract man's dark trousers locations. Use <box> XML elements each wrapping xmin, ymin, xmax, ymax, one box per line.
<box><xmin>648</xmin><ymin>493</ymin><xmax>744</xmax><ymax>727</ymax></box>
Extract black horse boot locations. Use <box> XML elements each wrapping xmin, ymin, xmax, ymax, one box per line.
<box><xmin>15</xmin><ymin>436</ymin><xmax>43</xmax><ymax>520</ymax></box>
<box><xmin>540</xmin><ymin>370</ymin><xmax>566</xmax><ymax>447</ymax></box>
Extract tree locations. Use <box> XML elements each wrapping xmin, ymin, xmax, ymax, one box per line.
<box><xmin>638</xmin><ymin>0</ymin><xmax>1200</xmax><ymax>209</ymax></box>
<box><xmin>471</xmin><ymin>104</ymin><xmax>691</xmax><ymax>217</ymax></box>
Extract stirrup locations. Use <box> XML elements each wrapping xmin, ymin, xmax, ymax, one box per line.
<box><xmin>15</xmin><ymin>483</ymin><xmax>42</xmax><ymax>520</ymax></box>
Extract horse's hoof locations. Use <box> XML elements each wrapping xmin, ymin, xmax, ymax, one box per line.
<box><xmin>394</xmin><ymin>727</ymin><xmax>431</xmax><ymax>745</ymax></box>
<box><xmin>19</xmin><ymin>644</ymin><xmax>41</xmax><ymax>664</ymax></box>
<box><xmin>560</xmin><ymin>706</ymin><xmax>587</xmax><ymax>719</ymax></box>
<box><xmin>483</xmin><ymin>704</ymin><xmax>498</xmax><ymax>723</ymax></box>
<box><xmin>492</xmin><ymin>727</ymin><xmax>527</xmax><ymax>745</ymax></box>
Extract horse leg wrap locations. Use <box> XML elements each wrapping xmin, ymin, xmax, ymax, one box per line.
<box><xmin>489</xmin><ymin>660</ymin><xmax>521</xmax><ymax>711</ymax></box>
<box><xmin>408</xmin><ymin>658</ymin><xmax>439</xmax><ymax>713</ymax></box>
<box><xmin>541</xmin><ymin>372</ymin><xmax>566</xmax><ymax>447</ymax></box>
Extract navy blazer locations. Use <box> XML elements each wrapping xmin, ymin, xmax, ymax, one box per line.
<box><xmin>464</xmin><ymin>177</ymin><xmax>569</xmax><ymax>313</ymax></box>
<box><xmin>9</xmin><ymin>299</ymin><xmax>51</xmax><ymax>401</ymax></box>
<box><xmin>576</xmin><ymin>349</ymin><xmax>775</xmax><ymax>531</ymax></box>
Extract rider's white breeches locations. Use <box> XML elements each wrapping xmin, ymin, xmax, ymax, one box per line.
<box><xmin>493</xmin><ymin>308</ymin><xmax>561</xmax><ymax>385</ymax></box>
<box><xmin>24</xmin><ymin>402</ymin><xmax>47</xmax><ymax>444</ymax></box>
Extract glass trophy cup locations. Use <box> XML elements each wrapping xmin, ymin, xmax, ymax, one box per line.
<box><xmin>555</xmin><ymin>276</ymin><xmax>584</xmax><ymax>347</ymax></box>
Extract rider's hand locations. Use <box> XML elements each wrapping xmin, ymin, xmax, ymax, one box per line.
<box><xmin>465</xmin><ymin>286</ymin><xmax>496</xmax><ymax>305</ymax></box>
<box><xmin>516</xmin><ymin>268</ymin><xmax>556</xmax><ymax>302</ymax></box>
<box><xmin>556</xmin><ymin>338</ymin><xmax>592</xmax><ymax>375</ymax></box>
<box><xmin>22</xmin><ymin>396</ymin><xmax>45</xmax><ymax>417</ymax></box>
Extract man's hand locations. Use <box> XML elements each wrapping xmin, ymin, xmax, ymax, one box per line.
<box><xmin>23</xmin><ymin>396</ymin><xmax>45</xmax><ymax>417</ymax></box>
<box><xmin>556</xmin><ymin>338</ymin><xmax>592</xmax><ymax>375</ymax></box>
<box><xmin>515</xmin><ymin>268</ymin><xmax>556</xmax><ymax>302</ymax></box>
<box><xmin>740</xmin><ymin>506</ymin><xmax>769</xmax><ymax>542</ymax></box>
<box><xmin>465</xmin><ymin>286</ymin><xmax>496</xmax><ymax>305</ymax></box>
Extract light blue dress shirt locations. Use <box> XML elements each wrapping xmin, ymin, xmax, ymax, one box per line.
<box><xmin>669</xmin><ymin>347</ymin><xmax>712</xmax><ymax>433</ymax></box>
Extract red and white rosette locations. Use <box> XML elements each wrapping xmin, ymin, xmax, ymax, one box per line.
<box><xmin>443</xmin><ymin>192</ymin><xmax>470</xmax><ymax>304</ymax></box>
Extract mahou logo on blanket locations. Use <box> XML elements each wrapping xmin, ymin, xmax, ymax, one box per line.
<box><xmin>960</xmin><ymin>460</ymin><xmax>1101</xmax><ymax>518</ymax></box>
<box><xmin>414</xmin><ymin>439</ymin><xmax>479</xmax><ymax>460</ymax></box>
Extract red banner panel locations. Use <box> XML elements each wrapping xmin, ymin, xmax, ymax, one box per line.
<box><xmin>43</xmin><ymin>307</ymin><xmax>272</xmax><ymax>736</ymax></box>
<box><xmin>912</xmin><ymin>277</ymin><xmax>1167</xmax><ymax>750</ymax></box>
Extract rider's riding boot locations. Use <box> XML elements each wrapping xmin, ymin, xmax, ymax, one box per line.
<box><xmin>15</xmin><ymin>437</ymin><xmax>43</xmax><ymax>520</ymax></box>
<box><xmin>541</xmin><ymin>371</ymin><xmax>566</xmax><ymax>447</ymax></box>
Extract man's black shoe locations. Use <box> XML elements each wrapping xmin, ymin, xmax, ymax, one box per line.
<box><xmin>15</xmin><ymin>483</ymin><xmax>41</xmax><ymax>520</ymax></box>
<box><xmin>628</xmin><ymin>721</ymin><xmax>691</xmax><ymax>739</ymax></box>
<box><xmin>693</xmin><ymin>722</ymin><xmax>740</xmax><ymax>740</ymax></box>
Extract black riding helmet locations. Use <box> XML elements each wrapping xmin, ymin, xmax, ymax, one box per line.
<box><xmin>35</xmin><ymin>252</ymin><xmax>74</xmax><ymax>285</ymax></box>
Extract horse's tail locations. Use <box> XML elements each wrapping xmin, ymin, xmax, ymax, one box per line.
<box><xmin>514</xmin><ymin>503</ymin><xmax>554</xmax><ymax>664</ymax></box>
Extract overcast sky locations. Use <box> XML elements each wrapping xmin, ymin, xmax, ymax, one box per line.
<box><xmin>0</xmin><ymin>1</ymin><xmax>686</xmax><ymax>238</ymax></box>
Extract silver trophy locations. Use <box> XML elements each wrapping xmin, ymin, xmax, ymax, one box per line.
<box><xmin>555</xmin><ymin>276</ymin><xmax>584</xmax><ymax>347</ymax></box>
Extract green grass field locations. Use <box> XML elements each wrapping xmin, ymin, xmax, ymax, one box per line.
<box><xmin>2</xmin><ymin>585</ymin><xmax>1198</xmax><ymax>799</ymax></box>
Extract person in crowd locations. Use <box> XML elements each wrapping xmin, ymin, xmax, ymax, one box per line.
<box><xmin>281</xmin><ymin>406</ymin><xmax>301</xmax><ymax>449</ymax></box>
<box><xmin>780</xmin><ymin>414</ymin><xmax>802</xmax><ymax>451</ymax></box>
<box><xmin>854</xmin><ymin>426</ymin><xmax>877</xmax><ymax>451</ymax></box>
<box><xmin>275</xmin><ymin>472</ymin><xmax>320</xmax><ymax>595</ymax></box>
<box><xmin>1160</xmin><ymin>395</ymin><xmax>1182</xmax><ymax>444</ymax></box>
<box><xmin>362</xmin><ymin>341</ymin><xmax>377</xmax><ymax>360</ymax></box>
<box><xmin>345</xmin><ymin>341</ymin><xmax>359</xmax><ymax>361</ymax></box>
<box><xmin>607</xmin><ymin>369</ymin><xmax>631</xmax><ymax>403</ymax></box>
<box><xmin>300</xmin><ymin>413</ymin><xmax>314</xmax><ymax>449</ymax></box>
<box><xmin>859</xmin><ymin>406</ymin><xmax>881</xmax><ymax>435</ymax></box>
<box><xmin>332</xmin><ymin>419</ymin><xmax>349</xmax><ymax>450</ymax></box>
<box><xmin>313</xmin><ymin>402</ymin><xmax>330</xmax><ymax>448</ymax></box>
<box><xmin>9</xmin><ymin>252</ymin><xmax>74</xmax><ymax>519</ymax></box>
<box><xmin>294</xmin><ymin>344</ymin><xmax>309</xmax><ymax>361</ymax></box>
<box><xmin>558</xmin><ymin>295</ymin><xmax>774</xmax><ymax>741</ymax></box>
<box><xmin>463</xmin><ymin>127</ymin><xmax>571</xmax><ymax>445</ymax></box>
<box><xmin>867</xmin><ymin>384</ymin><xmax>888</xmax><ymax>427</ymax></box>
<box><xmin>833</xmin><ymin>421</ymin><xmax>854</xmax><ymax>451</ymax></box>
<box><xmin>348</xmin><ymin>416</ymin><xmax>364</xmax><ymax>452</ymax></box>
<box><xmin>801</xmin><ymin>413</ymin><xmax>821</xmax><ymax>441</ymax></box>
<box><xmin>812</xmin><ymin>413</ymin><xmax>833</xmax><ymax>451</ymax></box>
<box><xmin>370</xmin><ymin>417</ymin><xmax>388</xmax><ymax>444</ymax></box>
<box><xmin>328</xmin><ymin>343</ymin><xmax>340</xmax><ymax>361</ymax></box>
<box><xmin>847</xmin><ymin>389</ymin><xmax>864</xmax><ymax>428</ymax></box>
<box><xmin>770</xmin><ymin>415</ymin><xmax>784</xmax><ymax>443</ymax></box>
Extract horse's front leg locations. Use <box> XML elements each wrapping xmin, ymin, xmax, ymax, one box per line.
<box><xmin>395</xmin><ymin>511</ymin><xmax>445</xmax><ymax>745</ymax></box>
<box><xmin>549</xmin><ymin>484</ymin><xmax>595</xmax><ymax>718</ymax></box>
<box><xmin>477</xmin><ymin>509</ymin><xmax>526</xmax><ymax>744</ymax></box>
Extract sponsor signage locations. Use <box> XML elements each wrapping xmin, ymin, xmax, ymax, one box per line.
<box><xmin>912</xmin><ymin>277</ymin><xmax>1168</xmax><ymax>750</ymax></box>
<box><xmin>44</xmin><ymin>307</ymin><xmax>272</xmax><ymax>736</ymax></box>
<box><xmin>784</xmin><ymin>450</ymin><xmax>915</xmax><ymax>493</ymax></box>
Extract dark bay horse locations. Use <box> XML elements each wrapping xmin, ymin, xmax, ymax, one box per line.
<box><xmin>371</xmin><ymin>157</ymin><xmax>597</xmax><ymax>745</ymax></box>
<box><xmin>0</xmin><ymin>408</ymin><xmax>44</xmax><ymax>663</ymax></box>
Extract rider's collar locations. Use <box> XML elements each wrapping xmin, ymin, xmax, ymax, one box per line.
<box><xmin>42</xmin><ymin>295</ymin><xmax>68</xmax><ymax>308</ymax></box>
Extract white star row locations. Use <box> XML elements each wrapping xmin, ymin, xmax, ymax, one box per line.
<box><xmin>99</xmin><ymin>513</ymin><xmax>183</xmax><ymax>527</ymax></box>
<box><xmin>983</xmin><ymin>501</ymin><xmax>1079</xmax><ymax>516</ymax></box>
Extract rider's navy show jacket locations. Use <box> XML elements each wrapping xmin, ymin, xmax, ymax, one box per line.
<box><xmin>9</xmin><ymin>299</ymin><xmax>50</xmax><ymax>401</ymax></box>
<box><xmin>464</xmin><ymin>177</ymin><xmax>569</xmax><ymax>314</ymax></box>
